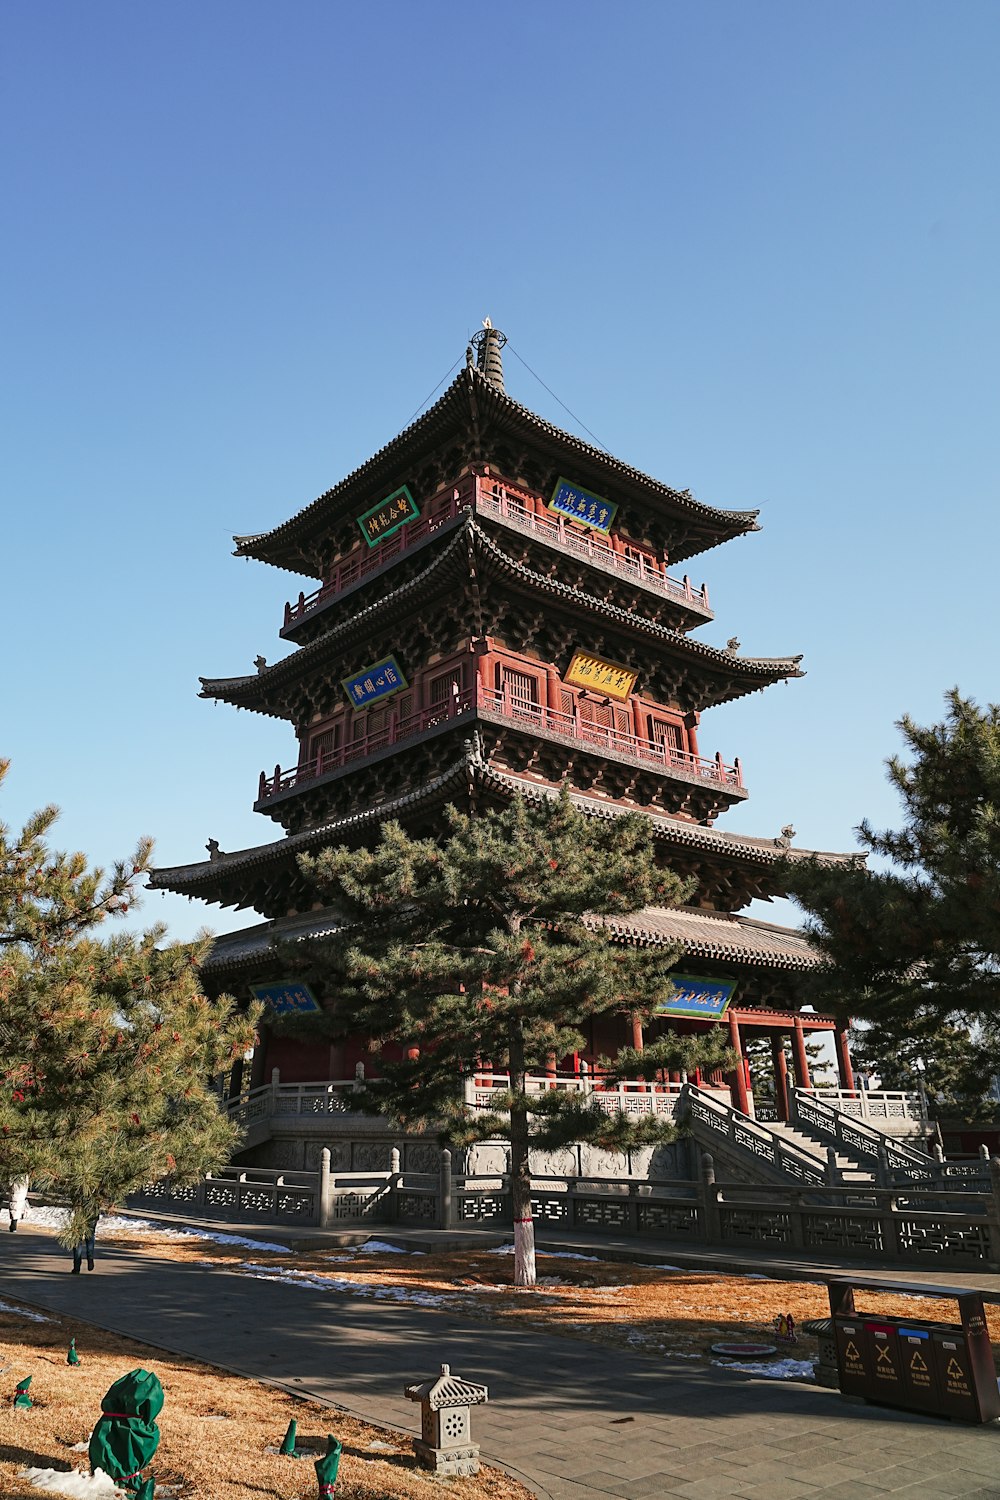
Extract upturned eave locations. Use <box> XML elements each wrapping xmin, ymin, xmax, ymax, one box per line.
<box><xmin>232</xmin><ymin>366</ymin><xmax>761</xmax><ymax>575</ymax></box>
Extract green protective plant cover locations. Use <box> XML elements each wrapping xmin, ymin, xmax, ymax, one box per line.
<box><xmin>279</xmin><ymin>1417</ymin><xmax>298</xmax><ymax>1456</ymax></box>
<box><xmin>315</xmin><ymin>1434</ymin><xmax>342</xmax><ymax>1493</ymax></box>
<box><xmin>67</xmin><ymin>1339</ymin><xmax>80</xmax><ymax>1366</ymax></box>
<box><xmin>131</xmin><ymin>1477</ymin><xmax>155</xmax><ymax>1500</ymax></box>
<box><xmin>14</xmin><ymin>1376</ymin><xmax>32</xmax><ymax>1408</ymax></box>
<box><xmin>88</xmin><ymin>1368</ymin><xmax>163</xmax><ymax>1482</ymax></box>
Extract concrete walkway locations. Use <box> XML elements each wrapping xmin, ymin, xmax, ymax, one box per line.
<box><xmin>3</xmin><ymin>1227</ymin><xmax>1000</xmax><ymax>1500</ymax></box>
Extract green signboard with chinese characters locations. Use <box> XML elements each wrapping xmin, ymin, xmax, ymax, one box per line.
<box><xmin>342</xmin><ymin>655</ymin><xmax>408</xmax><ymax>708</ymax></box>
<box><xmin>548</xmin><ymin>477</ymin><xmax>617</xmax><ymax>533</ymax></box>
<box><xmin>357</xmin><ymin>485</ymin><xmax>420</xmax><ymax>547</ymax></box>
<box><xmin>656</xmin><ymin>975</ymin><xmax>737</xmax><ymax>1019</ymax></box>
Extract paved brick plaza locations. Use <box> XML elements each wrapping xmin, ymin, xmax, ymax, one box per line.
<box><xmin>3</xmin><ymin>1229</ymin><xmax>1000</xmax><ymax>1499</ymax></box>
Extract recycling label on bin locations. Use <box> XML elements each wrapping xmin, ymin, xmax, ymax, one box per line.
<box><xmin>897</xmin><ymin>1326</ymin><xmax>940</xmax><ymax>1412</ymax></box>
<box><xmin>866</xmin><ymin>1323</ymin><xmax>903</xmax><ymax>1396</ymax></box>
<box><xmin>833</xmin><ymin>1320</ymin><xmax>868</xmax><ymax>1396</ymax></box>
<box><xmin>933</xmin><ymin>1333</ymin><xmax>978</xmax><ymax>1421</ymax></box>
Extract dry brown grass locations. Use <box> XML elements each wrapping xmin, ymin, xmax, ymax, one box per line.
<box><xmin>0</xmin><ymin>1296</ymin><xmax>530</xmax><ymax>1500</ymax></box>
<box><xmin>104</xmin><ymin>1225</ymin><xmax>1000</xmax><ymax>1362</ymax></box>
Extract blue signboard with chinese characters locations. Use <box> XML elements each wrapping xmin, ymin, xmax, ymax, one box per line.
<box><xmin>547</xmin><ymin>477</ymin><xmax>618</xmax><ymax>533</ymax></box>
<box><xmin>656</xmin><ymin>975</ymin><xmax>737</xmax><ymax>1020</ymax></box>
<box><xmin>342</xmin><ymin>655</ymin><xmax>408</xmax><ymax>708</ymax></box>
<box><xmin>250</xmin><ymin>981</ymin><xmax>321</xmax><ymax>1016</ymax></box>
<box><xmin>356</xmin><ymin>485</ymin><xmax>421</xmax><ymax>547</ymax></box>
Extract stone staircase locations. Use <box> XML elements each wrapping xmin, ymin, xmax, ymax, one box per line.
<box><xmin>766</xmin><ymin>1121</ymin><xmax>876</xmax><ymax>1185</ymax></box>
<box><xmin>686</xmin><ymin>1084</ymin><xmax>933</xmax><ymax>1190</ymax></box>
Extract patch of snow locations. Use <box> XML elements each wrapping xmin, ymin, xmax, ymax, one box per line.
<box><xmin>356</xmin><ymin>1239</ymin><xmax>421</xmax><ymax>1254</ymax></box>
<box><xmin>712</xmin><ymin>1357</ymin><xmax>817</xmax><ymax>1380</ymax></box>
<box><xmin>239</xmin><ymin>1263</ymin><xmax>450</xmax><ymax>1309</ymax></box>
<box><xmin>20</xmin><ymin>1205</ymin><xmax>290</xmax><ymax>1254</ymax></box>
<box><xmin>652</xmin><ymin>1264</ymin><xmax>685</xmax><ymax>1272</ymax></box>
<box><xmin>666</xmin><ymin>1352</ymin><xmax>702</xmax><ymax>1359</ymax></box>
<box><xmin>0</xmin><ymin>1298</ymin><xmax>56</xmax><ymax>1323</ymax></box>
<box><xmin>485</xmin><ymin>1245</ymin><xmax>602</xmax><ymax>1261</ymax></box>
<box><xmin>367</xmin><ymin>1439</ymin><xmax>401</xmax><ymax>1452</ymax></box>
<box><xmin>744</xmin><ymin>1273</ymin><xmax>773</xmax><ymax>1280</ymax></box>
<box><xmin>21</xmin><ymin>1467</ymin><xmax>127</xmax><ymax>1497</ymax></box>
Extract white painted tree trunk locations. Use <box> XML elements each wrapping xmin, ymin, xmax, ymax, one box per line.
<box><xmin>8</xmin><ymin>1176</ymin><xmax>29</xmax><ymax>1221</ymax></box>
<box><xmin>514</xmin><ymin>1214</ymin><xmax>536</xmax><ymax>1286</ymax></box>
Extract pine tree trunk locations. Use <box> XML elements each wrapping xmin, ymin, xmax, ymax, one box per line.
<box><xmin>508</xmin><ymin>1018</ymin><xmax>536</xmax><ymax>1287</ymax></box>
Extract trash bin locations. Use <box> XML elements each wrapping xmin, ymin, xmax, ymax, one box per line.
<box><xmin>828</xmin><ymin>1278</ymin><xmax>999</xmax><ymax>1424</ymax></box>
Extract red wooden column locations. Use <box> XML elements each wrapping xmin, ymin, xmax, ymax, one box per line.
<box><xmin>834</xmin><ymin>1021</ymin><xmax>856</xmax><ymax>1091</ymax></box>
<box><xmin>771</xmin><ymin>1035</ymin><xmax>791</xmax><ymax>1121</ymax></box>
<box><xmin>728</xmin><ymin>1010</ymin><xmax>750</xmax><ymax>1114</ymax></box>
<box><xmin>545</xmin><ymin>665</ymin><xmax>562</xmax><ymax>717</ymax></box>
<box><xmin>792</xmin><ymin>1017</ymin><xmax>812</xmax><ymax>1090</ymax></box>
<box><xmin>631</xmin><ymin>1014</ymin><xmax>644</xmax><ymax>1051</ymax></box>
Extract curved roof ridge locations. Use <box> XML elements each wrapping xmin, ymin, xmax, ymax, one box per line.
<box><xmin>470</xmin><ymin>523</ymin><xmax>804</xmax><ymax>678</ymax></box>
<box><xmin>233</xmin><ymin>362</ymin><xmax>761</xmax><ymax>565</ymax></box>
<box><xmin>201</xmin><ymin>523</ymin><xmax>471</xmax><ymax>698</ymax></box>
<box><xmin>148</xmin><ymin>752</ymin><xmax>478</xmax><ymax>887</ymax></box>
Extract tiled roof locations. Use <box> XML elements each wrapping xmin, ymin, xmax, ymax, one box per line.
<box><xmin>589</xmin><ymin>906</ymin><xmax>820</xmax><ymax>969</ymax></box>
<box><xmin>150</xmin><ymin>755</ymin><xmax>854</xmax><ymax>905</ymax></box>
<box><xmin>204</xmin><ymin>901</ymin><xmax>818</xmax><ymax>975</ymax></box>
<box><xmin>205</xmin><ymin>907</ymin><xmax>344</xmax><ymax>971</ymax></box>
<box><xmin>148</xmin><ymin>757</ymin><xmax>473</xmax><ymax>888</ymax></box>
<box><xmin>233</xmin><ymin>366</ymin><xmax>759</xmax><ymax>573</ymax></box>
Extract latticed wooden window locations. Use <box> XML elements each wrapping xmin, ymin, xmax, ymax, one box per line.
<box><xmin>310</xmin><ymin>725</ymin><xmax>340</xmax><ymax>772</ymax></box>
<box><xmin>650</xmin><ymin>718</ymin><xmax>685</xmax><ymax>759</ymax></box>
<box><xmin>429</xmin><ymin>667</ymin><xmax>464</xmax><ymax>705</ymax></box>
<box><xmin>499</xmin><ymin>666</ymin><xmax>539</xmax><ymax>719</ymax></box>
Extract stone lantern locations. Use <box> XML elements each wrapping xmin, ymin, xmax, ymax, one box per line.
<box><xmin>404</xmin><ymin>1362</ymin><xmax>489</xmax><ymax>1476</ymax></box>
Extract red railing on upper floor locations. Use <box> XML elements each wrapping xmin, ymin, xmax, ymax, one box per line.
<box><xmin>255</xmin><ymin>683</ymin><xmax>743</xmax><ymax>803</ymax></box>
<box><xmin>475</xmin><ymin>483</ymin><xmax>710</xmax><ymax>610</ymax></box>
<box><xmin>282</xmin><ymin>476</ymin><xmax>711</xmax><ymax>628</ymax></box>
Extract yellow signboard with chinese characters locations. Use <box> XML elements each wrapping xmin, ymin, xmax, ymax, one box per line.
<box><xmin>563</xmin><ymin>650</ymin><xmax>638</xmax><ymax>702</ymax></box>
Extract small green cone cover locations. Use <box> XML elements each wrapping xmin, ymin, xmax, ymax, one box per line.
<box><xmin>14</xmin><ymin>1376</ymin><xmax>32</xmax><ymax>1409</ymax></box>
<box><xmin>315</xmin><ymin>1434</ymin><xmax>342</xmax><ymax>1494</ymax></box>
<box><xmin>279</xmin><ymin>1417</ymin><xmax>298</xmax><ymax>1456</ymax></box>
<box><xmin>88</xmin><ymin>1368</ymin><xmax>163</xmax><ymax>1482</ymax></box>
<box><xmin>67</xmin><ymin>1339</ymin><xmax>80</xmax><ymax>1366</ymax></box>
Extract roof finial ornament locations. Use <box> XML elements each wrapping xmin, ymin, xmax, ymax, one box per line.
<box><xmin>470</xmin><ymin>317</ymin><xmax>507</xmax><ymax>393</ymax></box>
<box><xmin>775</xmin><ymin>824</ymin><xmax>796</xmax><ymax>848</ymax></box>
<box><xmin>725</xmin><ymin>637</ymin><xmax>741</xmax><ymax>654</ymax></box>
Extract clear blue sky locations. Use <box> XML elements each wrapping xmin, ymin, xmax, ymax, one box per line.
<box><xmin>3</xmin><ymin>2</ymin><xmax>998</xmax><ymax>942</ymax></box>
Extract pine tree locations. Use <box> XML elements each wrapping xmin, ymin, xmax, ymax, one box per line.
<box><xmin>0</xmin><ymin>760</ymin><xmax>258</xmax><ymax>1245</ymax></box>
<box><xmin>785</xmin><ymin>691</ymin><xmax>1000</xmax><ymax>1103</ymax></box>
<box><xmin>849</xmin><ymin>1013</ymin><xmax>1000</xmax><ymax>1118</ymax></box>
<box><xmin>297</xmin><ymin>789</ymin><xmax>732</xmax><ymax>1285</ymax></box>
<box><xmin>744</xmin><ymin>1033</ymin><xmax>833</xmax><ymax>1107</ymax></box>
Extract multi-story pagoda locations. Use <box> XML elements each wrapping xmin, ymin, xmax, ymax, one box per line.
<box><xmin>151</xmin><ymin>322</ymin><xmax>857</xmax><ymax>1125</ymax></box>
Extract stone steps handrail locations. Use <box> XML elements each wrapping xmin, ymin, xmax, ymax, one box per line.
<box><xmin>686</xmin><ymin>1084</ymin><xmax>828</xmax><ymax>1186</ymax></box>
<box><xmin>816</xmin><ymin>1086</ymin><xmax>927</xmax><ymax>1125</ymax></box>
<box><xmin>791</xmin><ymin>1087</ymin><xmax>930</xmax><ymax>1175</ymax></box>
<box><xmin>787</xmin><ymin>1088</ymin><xmax>971</xmax><ymax>1190</ymax></box>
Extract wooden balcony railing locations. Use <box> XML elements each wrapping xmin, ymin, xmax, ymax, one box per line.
<box><xmin>282</xmin><ymin>476</ymin><xmax>711</xmax><ymax>628</ymax></box>
<box><xmin>283</xmin><ymin>481</ymin><xmax>475</xmax><ymax>629</ymax></box>
<box><xmin>475</xmin><ymin>484</ymin><xmax>710</xmax><ymax>610</ymax></box>
<box><xmin>256</xmin><ymin>684</ymin><xmax>743</xmax><ymax>803</ymax></box>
